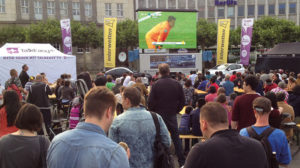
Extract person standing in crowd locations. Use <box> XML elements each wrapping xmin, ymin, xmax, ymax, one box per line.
<box><xmin>148</xmin><ymin>63</ymin><xmax>186</xmax><ymax>166</ymax></box>
<box><xmin>296</xmin><ymin>73</ymin><xmax>300</xmax><ymax>85</ymax></box>
<box><xmin>272</xmin><ymin>73</ymin><xmax>281</xmax><ymax>85</ymax></box>
<box><xmin>193</xmin><ymin>72</ymin><xmax>203</xmax><ymax>88</ymax></box>
<box><xmin>47</xmin><ymin>87</ymin><xmax>130</xmax><ymax>168</ymax></box>
<box><xmin>109</xmin><ymin>87</ymin><xmax>171</xmax><ymax>168</ymax></box>
<box><xmin>58</xmin><ymin>80</ymin><xmax>75</xmax><ymax>103</ymax></box>
<box><xmin>271</xmin><ymin>81</ymin><xmax>289</xmax><ymax>101</ymax></box>
<box><xmin>123</xmin><ymin>73</ymin><xmax>133</xmax><ymax>87</ymax></box>
<box><xmin>233</xmin><ymin>72</ymin><xmax>243</xmax><ymax>88</ymax></box>
<box><xmin>277</xmin><ymin>92</ymin><xmax>295</xmax><ymax>141</ymax></box>
<box><xmin>27</xmin><ymin>75</ymin><xmax>52</xmax><ymax>135</ymax></box>
<box><xmin>24</xmin><ymin>76</ymin><xmax>35</xmax><ymax>92</ymax></box>
<box><xmin>205</xmin><ymin>86</ymin><xmax>217</xmax><ymax>102</ymax></box>
<box><xmin>229</xmin><ymin>71</ymin><xmax>237</xmax><ymax>82</ymax></box>
<box><xmin>183</xmin><ymin>80</ymin><xmax>194</xmax><ymax>105</ymax></box>
<box><xmin>264</xmin><ymin>79</ymin><xmax>278</xmax><ymax>93</ymax></box>
<box><xmin>190</xmin><ymin>98</ymin><xmax>205</xmax><ymax>137</ymax></box>
<box><xmin>189</xmin><ymin>71</ymin><xmax>197</xmax><ymax>86</ymax></box>
<box><xmin>256</xmin><ymin>74</ymin><xmax>265</xmax><ymax>96</ymax></box>
<box><xmin>184</xmin><ymin>102</ymin><xmax>267</xmax><ymax>168</ymax></box>
<box><xmin>105</xmin><ymin>75</ymin><xmax>115</xmax><ymax>91</ymax></box>
<box><xmin>240</xmin><ymin>97</ymin><xmax>292</xmax><ymax>167</ymax></box>
<box><xmin>216</xmin><ymin>94</ymin><xmax>231</xmax><ymax>128</ymax></box>
<box><xmin>112</xmin><ymin>78</ymin><xmax>123</xmax><ymax>94</ymax></box>
<box><xmin>231</xmin><ymin>75</ymin><xmax>260</xmax><ymax>131</ymax></box>
<box><xmin>132</xmin><ymin>77</ymin><xmax>148</xmax><ymax>98</ymax></box>
<box><xmin>141</xmin><ymin>73</ymin><xmax>149</xmax><ymax>86</ymax></box>
<box><xmin>5</xmin><ymin>69</ymin><xmax>27</xmax><ymax>100</ymax></box>
<box><xmin>287</xmin><ymin>77</ymin><xmax>297</xmax><ymax>92</ymax></box>
<box><xmin>77</xmin><ymin>72</ymin><xmax>93</xmax><ymax>90</ymax></box>
<box><xmin>205</xmin><ymin>71</ymin><xmax>211</xmax><ymax>80</ymax></box>
<box><xmin>95</xmin><ymin>75</ymin><xmax>107</xmax><ymax>87</ymax></box>
<box><xmin>19</xmin><ymin>64</ymin><xmax>29</xmax><ymax>88</ymax></box>
<box><xmin>288</xmin><ymin>85</ymin><xmax>300</xmax><ymax>117</ymax></box>
<box><xmin>222</xmin><ymin>75</ymin><xmax>234</xmax><ymax>96</ymax></box>
<box><xmin>197</xmin><ymin>76</ymin><xmax>208</xmax><ymax>91</ymax></box>
<box><xmin>0</xmin><ymin>104</ymin><xmax>50</xmax><ymax>168</ymax></box>
<box><xmin>0</xmin><ymin>91</ymin><xmax>21</xmax><ymax>137</ymax></box>
<box><xmin>260</xmin><ymin>70</ymin><xmax>271</xmax><ymax>84</ymax></box>
<box><xmin>265</xmin><ymin>92</ymin><xmax>281</xmax><ymax>129</ymax></box>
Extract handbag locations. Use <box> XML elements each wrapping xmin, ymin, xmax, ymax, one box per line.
<box><xmin>150</xmin><ymin>112</ymin><xmax>174</xmax><ymax>168</ymax></box>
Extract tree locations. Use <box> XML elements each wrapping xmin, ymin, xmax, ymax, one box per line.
<box><xmin>197</xmin><ymin>19</ymin><xmax>217</xmax><ymax>51</ymax></box>
<box><xmin>116</xmin><ymin>19</ymin><xmax>138</xmax><ymax>49</ymax></box>
<box><xmin>229</xmin><ymin>26</ymin><xmax>241</xmax><ymax>48</ymax></box>
<box><xmin>252</xmin><ymin>17</ymin><xmax>298</xmax><ymax>48</ymax></box>
<box><xmin>0</xmin><ymin>26</ymin><xmax>26</xmax><ymax>46</ymax></box>
<box><xmin>26</xmin><ymin>20</ymin><xmax>61</xmax><ymax>45</ymax></box>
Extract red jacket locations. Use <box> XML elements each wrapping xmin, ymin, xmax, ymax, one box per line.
<box><xmin>0</xmin><ymin>107</ymin><xmax>18</xmax><ymax>137</ymax></box>
<box><xmin>264</xmin><ymin>83</ymin><xmax>278</xmax><ymax>93</ymax></box>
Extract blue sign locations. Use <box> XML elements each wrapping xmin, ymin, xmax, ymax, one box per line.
<box><xmin>215</xmin><ymin>0</ymin><xmax>237</xmax><ymax>6</ymax></box>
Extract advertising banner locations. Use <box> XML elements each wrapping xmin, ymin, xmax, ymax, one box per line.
<box><xmin>240</xmin><ymin>18</ymin><xmax>254</xmax><ymax>66</ymax></box>
<box><xmin>104</xmin><ymin>18</ymin><xmax>117</xmax><ymax>68</ymax></box>
<box><xmin>216</xmin><ymin>19</ymin><xmax>231</xmax><ymax>65</ymax></box>
<box><xmin>60</xmin><ymin>19</ymin><xmax>72</xmax><ymax>55</ymax></box>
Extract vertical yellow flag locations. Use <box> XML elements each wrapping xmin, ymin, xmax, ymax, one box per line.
<box><xmin>216</xmin><ymin>19</ymin><xmax>231</xmax><ymax>65</ymax></box>
<box><xmin>104</xmin><ymin>18</ymin><xmax>117</xmax><ymax>68</ymax></box>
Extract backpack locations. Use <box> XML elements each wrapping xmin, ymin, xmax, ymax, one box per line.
<box><xmin>150</xmin><ymin>112</ymin><xmax>174</xmax><ymax>168</ymax></box>
<box><xmin>7</xmin><ymin>79</ymin><xmax>22</xmax><ymax>100</ymax></box>
<box><xmin>69</xmin><ymin>104</ymin><xmax>81</xmax><ymax>129</ymax></box>
<box><xmin>246</xmin><ymin>127</ymin><xmax>279</xmax><ymax>168</ymax></box>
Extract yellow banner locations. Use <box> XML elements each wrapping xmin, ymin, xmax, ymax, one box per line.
<box><xmin>216</xmin><ymin>19</ymin><xmax>231</xmax><ymax>65</ymax></box>
<box><xmin>104</xmin><ymin>18</ymin><xmax>117</xmax><ymax>68</ymax></box>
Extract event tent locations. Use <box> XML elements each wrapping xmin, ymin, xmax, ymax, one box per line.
<box><xmin>255</xmin><ymin>42</ymin><xmax>300</xmax><ymax>74</ymax></box>
<box><xmin>0</xmin><ymin>43</ymin><xmax>76</xmax><ymax>86</ymax></box>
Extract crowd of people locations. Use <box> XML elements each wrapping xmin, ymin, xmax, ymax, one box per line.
<box><xmin>0</xmin><ymin>63</ymin><xmax>300</xmax><ymax>168</ymax></box>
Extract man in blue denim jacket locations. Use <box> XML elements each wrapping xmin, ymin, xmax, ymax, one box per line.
<box><xmin>47</xmin><ymin>87</ymin><xmax>129</xmax><ymax>168</ymax></box>
<box><xmin>109</xmin><ymin>87</ymin><xmax>171</xmax><ymax>168</ymax></box>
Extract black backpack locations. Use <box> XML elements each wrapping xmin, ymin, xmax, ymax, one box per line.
<box><xmin>246</xmin><ymin>127</ymin><xmax>279</xmax><ymax>168</ymax></box>
<box><xmin>150</xmin><ymin>112</ymin><xmax>174</xmax><ymax>168</ymax></box>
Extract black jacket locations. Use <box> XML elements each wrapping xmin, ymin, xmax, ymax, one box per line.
<box><xmin>185</xmin><ymin>130</ymin><xmax>268</xmax><ymax>168</ymax></box>
<box><xmin>288</xmin><ymin>94</ymin><xmax>300</xmax><ymax>117</ymax></box>
<box><xmin>148</xmin><ymin>76</ymin><xmax>185</xmax><ymax>116</ymax></box>
<box><xmin>27</xmin><ymin>82</ymin><xmax>52</xmax><ymax>108</ymax></box>
<box><xmin>19</xmin><ymin>70</ymin><xmax>29</xmax><ymax>88</ymax></box>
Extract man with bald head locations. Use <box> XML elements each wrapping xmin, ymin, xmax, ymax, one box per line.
<box><xmin>148</xmin><ymin>63</ymin><xmax>186</xmax><ymax>166</ymax></box>
<box><xmin>27</xmin><ymin>74</ymin><xmax>52</xmax><ymax>135</ymax></box>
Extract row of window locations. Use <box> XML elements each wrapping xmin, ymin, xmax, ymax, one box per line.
<box><xmin>217</xmin><ymin>3</ymin><xmax>296</xmax><ymax>18</ymax></box>
<box><xmin>0</xmin><ymin>0</ymin><xmax>124</xmax><ymax>18</ymax></box>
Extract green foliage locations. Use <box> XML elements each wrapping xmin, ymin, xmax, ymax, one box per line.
<box><xmin>116</xmin><ymin>19</ymin><xmax>138</xmax><ymax>49</ymax></box>
<box><xmin>0</xmin><ymin>26</ymin><xmax>26</xmax><ymax>46</ymax></box>
<box><xmin>197</xmin><ymin>19</ymin><xmax>217</xmax><ymax>50</ymax></box>
<box><xmin>252</xmin><ymin>17</ymin><xmax>298</xmax><ymax>48</ymax></box>
<box><xmin>27</xmin><ymin>20</ymin><xmax>61</xmax><ymax>44</ymax></box>
<box><xmin>229</xmin><ymin>26</ymin><xmax>241</xmax><ymax>48</ymax></box>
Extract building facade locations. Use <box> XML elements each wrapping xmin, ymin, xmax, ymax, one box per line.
<box><xmin>0</xmin><ymin>0</ymin><xmax>134</xmax><ymax>25</ymax></box>
<box><xmin>135</xmin><ymin>0</ymin><xmax>300</xmax><ymax>29</ymax></box>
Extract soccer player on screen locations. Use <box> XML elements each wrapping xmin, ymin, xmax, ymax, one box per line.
<box><xmin>145</xmin><ymin>16</ymin><xmax>176</xmax><ymax>49</ymax></box>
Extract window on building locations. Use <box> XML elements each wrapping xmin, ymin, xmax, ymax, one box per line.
<box><xmin>238</xmin><ymin>5</ymin><xmax>244</xmax><ymax>17</ymax></box>
<box><xmin>47</xmin><ymin>1</ymin><xmax>55</xmax><ymax>15</ymax></box>
<box><xmin>208</xmin><ymin>6</ymin><xmax>214</xmax><ymax>18</ymax></box>
<box><xmin>227</xmin><ymin>7</ymin><xmax>234</xmax><ymax>17</ymax></box>
<box><xmin>105</xmin><ymin>3</ymin><xmax>112</xmax><ymax>16</ymax></box>
<box><xmin>72</xmin><ymin>2</ymin><xmax>80</xmax><ymax>16</ymax></box>
<box><xmin>21</xmin><ymin>0</ymin><xmax>29</xmax><ymax>14</ymax></box>
<box><xmin>0</xmin><ymin>0</ymin><xmax>5</xmax><ymax>13</ymax></box>
<box><xmin>60</xmin><ymin>2</ymin><xmax>68</xmax><ymax>16</ymax></box>
<box><xmin>117</xmin><ymin>3</ymin><xmax>123</xmax><ymax>17</ymax></box>
<box><xmin>218</xmin><ymin>7</ymin><xmax>224</xmax><ymax>17</ymax></box>
<box><xmin>34</xmin><ymin>1</ymin><xmax>42</xmax><ymax>19</ymax></box>
<box><xmin>85</xmin><ymin>3</ymin><xmax>92</xmax><ymax>17</ymax></box>
<box><xmin>279</xmin><ymin>3</ymin><xmax>285</xmax><ymax>15</ymax></box>
<box><xmin>269</xmin><ymin>4</ymin><xmax>275</xmax><ymax>15</ymax></box>
<box><xmin>289</xmin><ymin>3</ymin><xmax>296</xmax><ymax>14</ymax></box>
<box><xmin>248</xmin><ymin>5</ymin><xmax>254</xmax><ymax>16</ymax></box>
<box><xmin>85</xmin><ymin>47</ymin><xmax>90</xmax><ymax>53</ymax></box>
<box><xmin>258</xmin><ymin>5</ymin><xmax>264</xmax><ymax>15</ymax></box>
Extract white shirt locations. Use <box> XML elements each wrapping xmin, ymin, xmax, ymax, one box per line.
<box><xmin>123</xmin><ymin>76</ymin><xmax>131</xmax><ymax>86</ymax></box>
